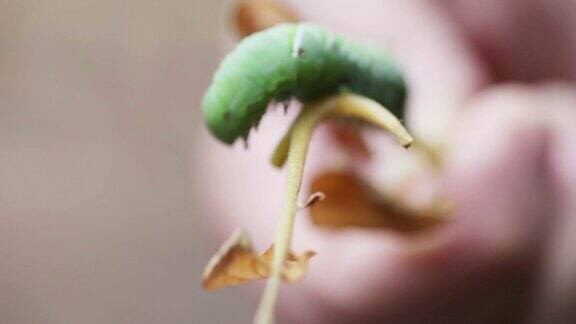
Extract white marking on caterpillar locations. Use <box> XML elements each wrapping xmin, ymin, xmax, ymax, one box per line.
<box><xmin>292</xmin><ymin>25</ymin><xmax>305</xmax><ymax>58</ymax></box>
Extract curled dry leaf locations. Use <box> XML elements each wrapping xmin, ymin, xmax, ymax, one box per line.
<box><xmin>202</xmin><ymin>228</ymin><xmax>261</xmax><ymax>291</ymax></box>
<box><xmin>233</xmin><ymin>0</ymin><xmax>298</xmax><ymax>38</ymax></box>
<box><xmin>259</xmin><ymin>245</ymin><xmax>316</xmax><ymax>283</ymax></box>
<box><xmin>299</xmin><ymin>191</ymin><xmax>326</xmax><ymax>209</ymax></box>
<box><xmin>202</xmin><ymin>228</ymin><xmax>315</xmax><ymax>291</ymax></box>
<box><xmin>308</xmin><ymin>171</ymin><xmax>445</xmax><ymax>233</ymax></box>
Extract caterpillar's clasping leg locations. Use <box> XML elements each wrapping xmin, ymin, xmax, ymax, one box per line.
<box><xmin>255</xmin><ymin>93</ymin><xmax>413</xmax><ymax>324</ymax></box>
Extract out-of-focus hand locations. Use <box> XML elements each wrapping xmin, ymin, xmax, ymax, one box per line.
<box><xmin>194</xmin><ymin>0</ymin><xmax>576</xmax><ymax>322</ymax></box>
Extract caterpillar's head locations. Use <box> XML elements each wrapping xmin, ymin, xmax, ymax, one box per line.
<box><xmin>203</xmin><ymin>87</ymin><xmax>243</xmax><ymax>145</ymax></box>
<box><xmin>201</xmin><ymin>23</ymin><xmax>294</xmax><ymax>145</ymax></box>
<box><xmin>202</xmin><ymin>75</ymin><xmax>268</xmax><ymax>145</ymax></box>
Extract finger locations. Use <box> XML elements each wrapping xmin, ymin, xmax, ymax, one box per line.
<box><xmin>525</xmin><ymin>84</ymin><xmax>576</xmax><ymax>322</ymax></box>
<box><xmin>279</xmin><ymin>85</ymin><xmax>561</xmax><ymax>323</ymax></box>
<box><xmin>436</xmin><ymin>0</ymin><xmax>576</xmax><ymax>82</ymax></box>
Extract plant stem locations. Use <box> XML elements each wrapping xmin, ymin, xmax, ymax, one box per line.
<box><xmin>255</xmin><ymin>93</ymin><xmax>413</xmax><ymax>324</ymax></box>
<box><xmin>254</xmin><ymin>101</ymin><xmax>327</xmax><ymax>324</ymax></box>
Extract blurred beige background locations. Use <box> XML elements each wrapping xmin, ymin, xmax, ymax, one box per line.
<box><xmin>0</xmin><ymin>0</ymin><xmax>254</xmax><ymax>322</ymax></box>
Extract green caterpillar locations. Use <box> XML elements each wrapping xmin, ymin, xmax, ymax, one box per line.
<box><xmin>202</xmin><ymin>23</ymin><xmax>406</xmax><ymax>144</ymax></box>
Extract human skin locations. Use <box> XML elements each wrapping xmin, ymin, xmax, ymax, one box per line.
<box><xmin>194</xmin><ymin>0</ymin><xmax>576</xmax><ymax>322</ymax></box>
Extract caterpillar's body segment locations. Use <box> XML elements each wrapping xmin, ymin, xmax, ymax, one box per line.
<box><xmin>202</xmin><ymin>23</ymin><xmax>406</xmax><ymax>144</ymax></box>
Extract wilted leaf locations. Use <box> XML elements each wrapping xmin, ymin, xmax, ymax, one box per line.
<box><xmin>201</xmin><ymin>228</ymin><xmax>262</xmax><ymax>291</ymax></box>
<box><xmin>233</xmin><ymin>0</ymin><xmax>298</xmax><ymax>38</ymax></box>
<box><xmin>258</xmin><ymin>245</ymin><xmax>316</xmax><ymax>282</ymax></box>
<box><xmin>202</xmin><ymin>228</ymin><xmax>315</xmax><ymax>291</ymax></box>
<box><xmin>308</xmin><ymin>171</ymin><xmax>444</xmax><ymax>232</ymax></box>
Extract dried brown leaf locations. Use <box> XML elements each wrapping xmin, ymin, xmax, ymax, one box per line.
<box><xmin>308</xmin><ymin>171</ymin><xmax>444</xmax><ymax>233</ymax></box>
<box><xmin>258</xmin><ymin>245</ymin><xmax>316</xmax><ymax>283</ymax></box>
<box><xmin>233</xmin><ymin>0</ymin><xmax>298</xmax><ymax>38</ymax></box>
<box><xmin>201</xmin><ymin>228</ymin><xmax>262</xmax><ymax>291</ymax></box>
<box><xmin>202</xmin><ymin>228</ymin><xmax>315</xmax><ymax>291</ymax></box>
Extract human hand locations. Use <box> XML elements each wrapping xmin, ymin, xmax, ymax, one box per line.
<box><xmin>195</xmin><ymin>1</ymin><xmax>576</xmax><ymax>322</ymax></box>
